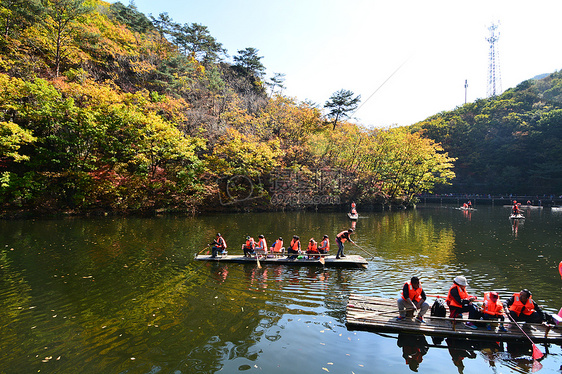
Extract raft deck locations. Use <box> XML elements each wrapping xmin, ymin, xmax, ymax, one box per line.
<box><xmin>346</xmin><ymin>294</ymin><xmax>562</xmax><ymax>343</ymax></box>
<box><xmin>195</xmin><ymin>254</ymin><xmax>368</xmax><ymax>268</ymax></box>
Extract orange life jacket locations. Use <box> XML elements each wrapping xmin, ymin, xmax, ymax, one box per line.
<box><xmin>245</xmin><ymin>238</ymin><xmax>254</xmax><ymax>249</ymax></box>
<box><xmin>217</xmin><ymin>236</ymin><xmax>227</xmax><ymax>249</ymax></box>
<box><xmin>320</xmin><ymin>238</ymin><xmax>330</xmax><ymax>252</ymax></box>
<box><xmin>446</xmin><ymin>284</ymin><xmax>469</xmax><ymax>308</ymax></box>
<box><xmin>256</xmin><ymin>238</ymin><xmax>267</xmax><ymax>250</ymax></box>
<box><xmin>482</xmin><ymin>292</ymin><xmax>503</xmax><ymax>316</ymax></box>
<box><xmin>272</xmin><ymin>240</ymin><xmax>283</xmax><ymax>253</ymax></box>
<box><xmin>336</xmin><ymin>230</ymin><xmax>349</xmax><ymax>243</ymax></box>
<box><xmin>509</xmin><ymin>292</ymin><xmax>535</xmax><ymax>316</ymax></box>
<box><xmin>307</xmin><ymin>241</ymin><xmax>318</xmax><ymax>253</ymax></box>
<box><xmin>401</xmin><ymin>281</ymin><xmax>423</xmax><ymax>303</ymax></box>
<box><xmin>290</xmin><ymin>239</ymin><xmax>299</xmax><ymax>251</ymax></box>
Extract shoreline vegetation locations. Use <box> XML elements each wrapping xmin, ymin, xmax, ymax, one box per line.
<box><xmin>1</xmin><ymin>1</ymin><xmax>561</xmax><ymax>217</ymax></box>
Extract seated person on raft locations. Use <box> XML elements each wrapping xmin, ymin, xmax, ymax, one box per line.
<box><xmin>505</xmin><ymin>289</ymin><xmax>545</xmax><ymax>324</ymax></box>
<box><xmin>318</xmin><ymin>235</ymin><xmax>330</xmax><ymax>254</ymax></box>
<box><xmin>269</xmin><ymin>237</ymin><xmax>285</xmax><ymax>256</ymax></box>
<box><xmin>243</xmin><ymin>236</ymin><xmax>255</xmax><ymax>257</ymax></box>
<box><xmin>480</xmin><ymin>291</ymin><xmax>506</xmax><ymax>331</ymax></box>
<box><xmin>287</xmin><ymin>235</ymin><xmax>301</xmax><ymax>259</ymax></box>
<box><xmin>211</xmin><ymin>233</ymin><xmax>227</xmax><ymax>258</ymax></box>
<box><xmin>446</xmin><ymin>276</ymin><xmax>480</xmax><ymax>329</ymax></box>
<box><xmin>396</xmin><ymin>276</ymin><xmax>430</xmax><ymax>323</ymax></box>
<box><xmin>254</xmin><ymin>234</ymin><xmax>267</xmax><ymax>256</ymax></box>
<box><xmin>307</xmin><ymin>238</ymin><xmax>320</xmax><ymax>258</ymax></box>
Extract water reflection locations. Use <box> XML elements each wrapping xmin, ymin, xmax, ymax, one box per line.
<box><xmin>397</xmin><ymin>334</ymin><xmax>429</xmax><ymax>371</ymax></box>
<box><xmin>391</xmin><ymin>333</ymin><xmax>545</xmax><ymax>374</ymax></box>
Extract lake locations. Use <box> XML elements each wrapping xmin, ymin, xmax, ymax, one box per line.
<box><xmin>1</xmin><ymin>204</ymin><xmax>562</xmax><ymax>373</ymax></box>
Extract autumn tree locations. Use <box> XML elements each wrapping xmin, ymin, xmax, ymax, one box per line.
<box><xmin>1</xmin><ymin>0</ymin><xmax>42</xmax><ymax>40</ymax></box>
<box><xmin>40</xmin><ymin>0</ymin><xmax>92</xmax><ymax>77</ymax></box>
<box><xmin>324</xmin><ymin>89</ymin><xmax>361</xmax><ymax>130</ymax></box>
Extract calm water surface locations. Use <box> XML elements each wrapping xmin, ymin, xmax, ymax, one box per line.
<box><xmin>1</xmin><ymin>204</ymin><xmax>562</xmax><ymax>373</ymax></box>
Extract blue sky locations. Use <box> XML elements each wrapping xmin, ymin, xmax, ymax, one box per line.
<box><xmin>125</xmin><ymin>0</ymin><xmax>562</xmax><ymax>128</ymax></box>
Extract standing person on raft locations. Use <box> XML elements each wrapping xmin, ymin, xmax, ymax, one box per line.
<box><xmin>335</xmin><ymin>228</ymin><xmax>355</xmax><ymax>259</ymax></box>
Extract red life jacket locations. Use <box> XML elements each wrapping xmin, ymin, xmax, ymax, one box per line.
<box><xmin>482</xmin><ymin>292</ymin><xmax>503</xmax><ymax>316</ymax></box>
<box><xmin>272</xmin><ymin>240</ymin><xmax>283</xmax><ymax>253</ymax></box>
<box><xmin>245</xmin><ymin>238</ymin><xmax>255</xmax><ymax>249</ymax></box>
<box><xmin>401</xmin><ymin>281</ymin><xmax>423</xmax><ymax>303</ymax></box>
<box><xmin>336</xmin><ymin>230</ymin><xmax>349</xmax><ymax>242</ymax></box>
<box><xmin>290</xmin><ymin>239</ymin><xmax>299</xmax><ymax>251</ymax></box>
<box><xmin>446</xmin><ymin>284</ymin><xmax>468</xmax><ymax>308</ymax></box>
<box><xmin>509</xmin><ymin>292</ymin><xmax>535</xmax><ymax>316</ymax></box>
<box><xmin>320</xmin><ymin>238</ymin><xmax>330</xmax><ymax>252</ymax></box>
<box><xmin>217</xmin><ymin>236</ymin><xmax>227</xmax><ymax>249</ymax></box>
<box><xmin>307</xmin><ymin>241</ymin><xmax>318</xmax><ymax>253</ymax></box>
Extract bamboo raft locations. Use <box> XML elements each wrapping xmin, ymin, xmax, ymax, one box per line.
<box><xmin>346</xmin><ymin>294</ymin><xmax>562</xmax><ymax>343</ymax></box>
<box><xmin>195</xmin><ymin>254</ymin><xmax>368</xmax><ymax>268</ymax></box>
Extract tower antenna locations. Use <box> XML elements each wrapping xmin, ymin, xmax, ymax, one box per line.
<box><xmin>486</xmin><ymin>22</ymin><xmax>502</xmax><ymax>97</ymax></box>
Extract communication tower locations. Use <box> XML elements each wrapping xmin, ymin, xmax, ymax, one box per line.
<box><xmin>486</xmin><ymin>23</ymin><xmax>502</xmax><ymax>97</ymax></box>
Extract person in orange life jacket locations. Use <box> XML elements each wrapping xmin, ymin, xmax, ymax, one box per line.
<box><xmin>318</xmin><ymin>235</ymin><xmax>330</xmax><ymax>254</ymax></box>
<box><xmin>446</xmin><ymin>276</ymin><xmax>480</xmax><ymax>329</ymax></box>
<box><xmin>269</xmin><ymin>237</ymin><xmax>284</xmax><ymax>254</ymax></box>
<box><xmin>254</xmin><ymin>234</ymin><xmax>267</xmax><ymax>255</ymax></box>
<box><xmin>211</xmin><ymin>233</ymin><xmax>227</xmax><ymax>258</ymax></box>
<box><xmin>335</xmin><ymin>228</ymin><xmax>354</xmax><ymax>259</ymax></box>
<box><xmin>512</xmin><ymin>200</ymin><xmax>520</xmax><ymax>215</ymax></box>
<box><xmin>243</xmin><ymin>236</ymin><xmax>255</xmax><ymax>257</ymax></box>
<box><xmin>505</xmin><ymin>289</ymin><xmax>544</xmax><ymax>324</ymax></box>
<box><xmin>307</xmin><ymin>238</ymin><xmax>319</xmax><ymax>258</ymax></box>
<box><xmin>396</xmin><ymin>276</ymin><xmax>430</xmax><ymax>323</ymax></box>
<box><xmin>481</xmin><ymin>291</ymin><xmax>506</xmax><ymax>331</ymax></box>
<box><xmin>467</xmin><ymin>200</ymin><xmax>472</xmax><ymax>208</ymax></box>
<box><xmin>287</xmin><ymin>235</ymin><xmax>301</xmax><ymax>259</ymax></box>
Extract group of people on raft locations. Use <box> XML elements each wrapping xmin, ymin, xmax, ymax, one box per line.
<box><xmin>209</xmin><ymin>228</ymin><xmax>356</xmax><ymax>260</ymax></box>
<box><xmin>461</xmin><ymin>201</ymin><xmax>473</xmax><ymax>209</ymax></box>
<box><xmin>397</xmin><ymin>275</ymin><xmax>547</xmax><ymax>330</ymax></box>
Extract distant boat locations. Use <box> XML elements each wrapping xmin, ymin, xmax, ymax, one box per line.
<box><xmin>348</xmin><ymin>212</ymin><xmax>358</xmax><ymax>220</ymax></box>
<box><xmin>458</xmin><ymin>206</ymin><xmax>475</xmax><ymax>211</ymax></box>
<box><xmin>551</xmin><ymin>206</ymin><xmax>562</xmax><ymax>212</ymax></box>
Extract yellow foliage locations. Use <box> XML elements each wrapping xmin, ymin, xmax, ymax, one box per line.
<box><xmin>206</xmin><ymin>127</ymin><xmax>281</xmax><ymax>176</ymax></box>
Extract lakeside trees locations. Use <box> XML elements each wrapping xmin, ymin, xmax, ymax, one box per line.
<box><xmin>411</xmin><ymin>72</ymin><xmax>562</xmax><ymax>195</ymax></box>
<box><xmin>0</xmin><ymin>0</ymin><xmax>456</xmax><ymax>214</ymax></box>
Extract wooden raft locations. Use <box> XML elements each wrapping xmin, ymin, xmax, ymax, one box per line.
<box><xmin>195</xmin><ymin>254</ymin><xmax>368</xmax><ymax>268</ymax></box>
<box><xmin>346</xmin><ymin>294</ymin><xmax>562</xmax><ymax>343</ymax></box>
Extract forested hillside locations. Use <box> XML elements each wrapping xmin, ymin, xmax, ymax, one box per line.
<box><xmin>411</xmin><ymin>71</ymin><xmax>562</xmax><ymax>195</ymax></box>
<box><xmin>0</xmin><ymin>0</ymin><xmax>456</xmax><ymax>214</ymax></box>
